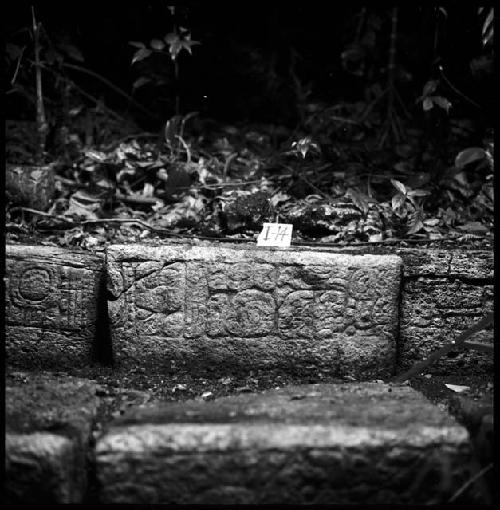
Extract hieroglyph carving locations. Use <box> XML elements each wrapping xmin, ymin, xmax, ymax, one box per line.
<box><xmin>6</xmin><ymin>255</ymin><xmax>99</xmax><ymax>331</ymax></box>
<box><xmin>108</xmin><ymin>247</ymin><xmax>401</xmax><ymax>344</ymax></box>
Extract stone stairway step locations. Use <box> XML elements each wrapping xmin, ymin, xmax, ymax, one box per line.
<box><xmin>5</xmin><ymin>245</ymin><xmax>105</xmax><ymax>370</ymax></box>
<box><xmin>4</xmin><ymin>243</ymin><xmax>493</xmax><ymax>378</ymax></box>
<box><xmin>106</xmin><ymin>244</ymin><xmax>402</xmax><ymax>378</ymax></box>
<box><xmin>5</xmin><ymin>372</ymin><xmax>98</xmax><ymax>504</ymax></box>
<box><xmin>96</xmin><ymin>382</ymin><xmax>473</xmax><ymax>504</ymax></box>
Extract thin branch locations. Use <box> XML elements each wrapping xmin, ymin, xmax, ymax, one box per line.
<box><xmin>61</xmin><ymin>62</ymin><xmax>158</xmax><ymax>120</ymax></box>
<box><xmin>461</xmin><ymin>341</ymin><xmax>493</xmax><ymax>354</ymax></box>
<box><xmin>10</xmin><ymin>207</ymin><xmax>67</xmax><ymax>221</ymax></box>
<box><xmin>32</xmin><ymin>7</ymin><xmax>48</xmax><ymax>164</ymax></box>
<box><xmin>40</xmin><ymin>64</ymin><xmax>127</xmax><ymax>124</ymax></box>
<box><xmin>439</xmin><ymin>65</ymin><xmax>481</xmax><ymax>109</ymax></box>
<box><xmin>448</xmin><ymin>463</ymin><xmax>493</xmax><ymax>502</ymax></box>
<box><xmin>81</xmin><ymin>218</ymin><xmax>157</xmax><ymax>230</ymax></box>
<box><xmin>115</xmin><ymin>193</ymin><xmax>159</xmax><ymax>205</ymax></box>
<box><xmin>10</xmin><ymin>45</ymin><xmax>26</xmax><ymax>85</ymax></box>
<box><xmin>392</xmin><ymin>313</ymin><xmax>494</xmax><ymax>383</ymax></box>
<box><xmin>175</xmin><ymin>135</ymin><xmax>192</xmax><ymax>162</ymax></box>
<box><xmin>357</xmin><ymin>88</ymin><xmax>388</xmax><ymax>123</ymax></box>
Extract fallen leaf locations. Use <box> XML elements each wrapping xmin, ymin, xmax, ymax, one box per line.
<box><xmin>172</xmin><ymin>384</ymin><xmax>187</xmax><ymax>393</ymax></box>
<box><xmin>445</xmin><ymin>384</ymin><xmax>470</xmax><ymax>393</ymax></box>
<box><xmin>235</xmin><ymin>386</ymin><xmax>252</xmax><ymax>393</ymax></box>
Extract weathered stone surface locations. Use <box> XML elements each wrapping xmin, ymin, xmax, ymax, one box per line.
<box><xmin>5</xmin><ymin>245</ymin><xmax>105</xmax><ymax>370</ymax></box>
<box><xmin>96</xmin><ymin>382</ymin><xmax>472</xmax><ymax>504</ymax></box>
<box><xmin>6</xmin><ymin>163</ymin><xmax>55</xmax><ymax>210</ymax></box>
<box><xmin>106</xmin><ymin>244</ymin><xmax>402</xmax><ymax>378</ymax></box>
<box><xmin>397</xmin><ymin>249</ymin><xmax>493</xmax><ymax>374</ymax></box>
<box><xmin>5</xmin><ymin>371</ymin><xmax>98</xmax><ymax>503</ymax></box>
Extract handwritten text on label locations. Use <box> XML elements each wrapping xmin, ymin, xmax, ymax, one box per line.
<box><xmin>257</xmin><ymin>223</ymin><xmax>293</xmax><ymax>247</ymax></box>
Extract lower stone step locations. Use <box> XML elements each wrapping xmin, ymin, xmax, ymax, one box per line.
<box><xmin>96</xmin><ymin>382</ymin><xmax>473</xmax><ymax>504</ymax></box>
<box><xmin>5</xmin><ymin>372</ymin><xmax>98</xmax><ymax>504</ymax></box>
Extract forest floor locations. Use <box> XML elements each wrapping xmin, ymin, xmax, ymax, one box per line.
<box><xmin>5</xmin><ymin>109</ymin><xmax>494</xmax><ymax>250</ymax></box>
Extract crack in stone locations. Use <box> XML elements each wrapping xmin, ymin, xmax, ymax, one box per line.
<box><xmin>447</xmin><ymin>252</ymin><xmax>453</xmax><ymax>276</ymax></box>
<box><xmin>404</xmin><ymin>274</ymin><xmax>493</xmax><ymax>285</ymax></box>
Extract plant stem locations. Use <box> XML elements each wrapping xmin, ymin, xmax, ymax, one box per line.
<box><xmin>31</xmin><ymin>6</ymin><xmax>48</xmax><ymax>165</ymax></box>
<box><xmin>387</xmin><ymin>7</ymin><xmax>398</xmax><ymax>117</ymax></box>
<box><xmin>174</xmin><ymin>60</ymin><xmax>180</xmax><ymax>116</ymax></box>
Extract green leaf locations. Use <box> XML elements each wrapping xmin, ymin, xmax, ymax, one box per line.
<box><xmin>455</xmin><ymin>147</ymin><xmax>487</xmax><ymax>168</ymax></box>
<box><xmin>6</xmin><ymin>43</ymin><xmax>24</xmax><ymax>60</ymax></box>
<box><xmin>84</xmin><ymin>150</ymin><xmax>107</xmax><ymax>162</ymax></box>
<box><xmin>422</xmin><ymin>97</ymin><xmax>434</xmax><ymax>111</ymax></box>
<box><xmin>422</xmin><ymin>80</ymin><xmax>438</xmax><ymax>96</ymax></box>
<box><xmin>483</xmin><ymin>25</ymin><xmax>493</xmax><ymax>47</ymax></box>
<box><xmin>129</xmin><ymin>41</ymin><xmax>146</xmax><ymax>49</ymax></box>
<box><xmin>424</xmin><ymin>218</ymin><xmax>440</xmax><ymax>227</ymax></box>
<box><xmin>132</xmin><ymin>76</ymin><xmax>151</xmax><ymax>89</ymax></box>
<box><xmin>392</xmin><ymin>192</ymin><xmax>406</xmax><ymax>211</ymax></box>
<box><xmin>44</xmin><ymin>48</ymin><xmax>63</xmax><ymax>65</ymax></box>
<box><xmin>482</xmin><ymin>8</ymin><xmax>494</xmax><ymax>47</ymax></box>
<box><xmin>150</xmin><ymin>38</ymin><xmax>165</xmax><ymax>50</ymax></box>
<box><xmin>168</xmin><ymin>40</ymin><xmax>183</xmax><ymax>60</ymax></box>
<box><xmin>407</xmin><ymin>212</ymin><xmax>424</xmax><ymax>235</ymax></box>
<box><xmin>393</xmin><ymin>161</ymin><xmax>413</xmax><ymax>173</ymax></box>
<box><xmin>431</xmin><ymin>95</ymin><xmax>452</xmax><ymax>112</ymax></box>
<box><xmin>132</xmin><ymin>48</ymin><xmax>152</xmax><ymax>64</ymax></box>
<box><xmin>456</xmin><ymin>221</ymin><xmax>489</xmax><ymax>234</ymax></box>
<box><xmin>164</xmin><ymin>32</ymin><xmax>179</xmax><ymax>45</ymax></box>
<box><xmin>407</xmin><ymin>189</ymin><xmax>430</xmax><ymax>198</ymax></box>
<box><xmin>60</xmin><ymin>43</ymin><xmax>84</xmax><ymax>62</ymax></box>
<box><xmin>180</xmin><ymin>40</ymin><xmax>200</xmax><ymax>55</ymax></box>
<box><xmin>346</xmin><ymin>187</ymin><xmax>371</xmax><ymax>214</ymax></box>
<box><xmin>391</xmin><ymin>179</ymin><xmax>407</xmax><ymax>195</ymax></box>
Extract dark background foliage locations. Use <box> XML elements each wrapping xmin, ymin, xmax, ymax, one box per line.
<box><xmin>4</xmin><ymin>1</ymin><xmax>495</xmax><ymax>128</ymax></box>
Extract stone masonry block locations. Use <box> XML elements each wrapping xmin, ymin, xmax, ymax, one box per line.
<box><xmin>106</xmin><ymin>244</ymin><xmax>403</xmax><ymax>378</ymax></box>
<box><xmin>5</xmin><ymin>371</ymin><xmax>98</xmax><ymax>503</ymax></box>
<box><xmin>96</xmin><ymin>382</ymin><xmax>472</xmax><ymax>504</ymax></box>
<box><xmin>397</xmin><ymin>249</ymin><xmax>494</xmax><ymax>374</ymax></box>
<box><xmin>5</xmin><ymin>245</ymin><xmax>105</xmax><ymax>370</ymax></box>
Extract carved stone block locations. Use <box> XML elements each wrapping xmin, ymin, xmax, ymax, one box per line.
<box><xmin>96</xmin><ymin>382</ymin><xmax>472</xmax><ymax>504</ymax></box>
<box><xmin>106</xmin><ymin>244</ymin><xmax>403</xmax><ymax>378</ymax></box>
<box><xmin>5</xmin><ymin>245</ymin><xmax>105</xmax><ymax>369</ymax></box>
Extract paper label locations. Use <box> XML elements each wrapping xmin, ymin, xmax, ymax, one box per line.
<box><xmin>257</xmin><ymin>223</ymin><xmax>293</xmax><ymax>247</ymax></box>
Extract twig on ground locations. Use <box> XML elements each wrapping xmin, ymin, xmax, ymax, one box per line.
<box><xmin>115</xmin><ymin>193</ymin><xmax>160</xmax><ymax>205</ymax></box>
<box><xmin>81</xmin><ymin>218</ymin><xmax>158</xmax><ymax>230</ymax></box>
<box><xmin>392</xmin><ymin>312</ymin><xmax>494</xmax><ymax>384</ymax></box>
<box><xmin>447</xmin><ymin>462</ymin><xmax>493</xmax><ymax>502</ymax></box>
<box><xmin>9</xmin><ymin>207</ymin><xmax>67</xmax><ymax>220</ymax></box>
